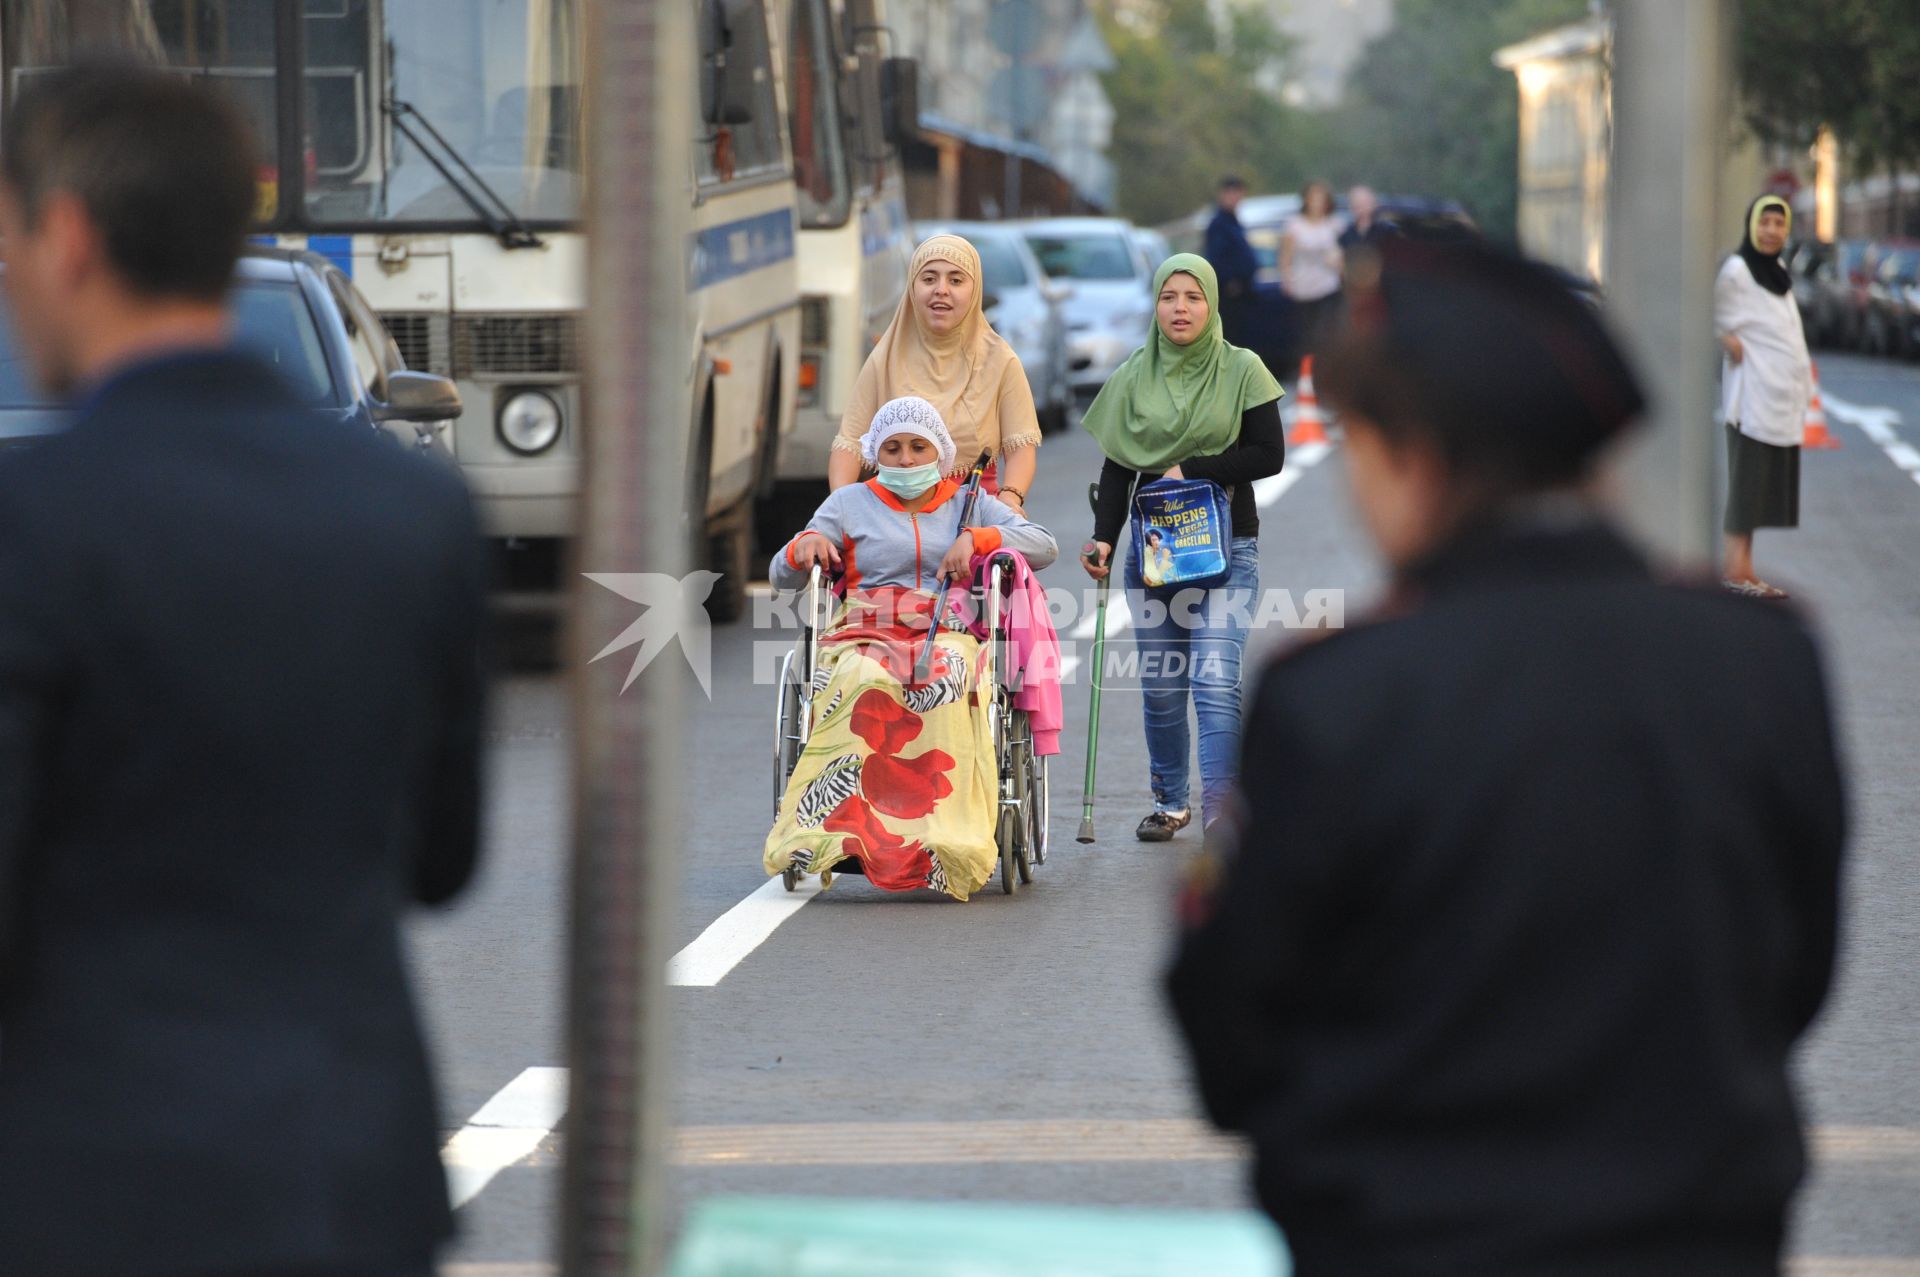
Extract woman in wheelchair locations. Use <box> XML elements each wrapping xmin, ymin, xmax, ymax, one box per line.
<box><xmin>765</xmin><ymin>396</ymin><xmax>1058</xmax><ymax>900</ymax></box>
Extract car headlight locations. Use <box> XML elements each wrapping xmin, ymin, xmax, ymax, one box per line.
<box><xmin>498</xmin><ymin>390</ymin><xmax>562</xmax><ymax>455</ymax></box>
<box><xmin>1112</xmin><ymin>306</ymin><xmax>1151</xmax><ymax>330</ymax></box>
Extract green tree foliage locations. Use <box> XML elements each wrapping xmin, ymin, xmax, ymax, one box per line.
<box><xmin>1097</xmin><ymin>0</ymin><xmax>1321</xmax><ymax>228</ymax></box>
<box><xmin>1318</xmin><ymin>0</ymin><xmax>1591</xmax><ymax>245</ymax></box>
<box><xmin>1737</xmin><ymin>0</ymin><xmax>1920</xmax><ymax>170</ymax></box>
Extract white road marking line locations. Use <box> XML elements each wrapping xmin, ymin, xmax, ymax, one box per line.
<box><xmin>1820</xmin><ymin>388</ymin><xmax>1920</xmax><ymax>485</ymax></box>
<box><xmin>1254</xmin><ymin>440</ymin><xmax>1332</xmax><ymax>507</ymax></box>
<box><xmin>441</xmin><ymin>1067</ymin><xmax>569</xmax><ymax>1209</ymax></box>
<box><xmin>668</xmin><ymin>873</ymin><xmax>821</xmax><ymax>987</ymax></box>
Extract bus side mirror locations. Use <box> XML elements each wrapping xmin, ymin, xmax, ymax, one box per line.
<box><xmin>880</xmin><ymin>57</ymin><xmax>919</xmax><ymax>146</ymax></box>
<box><xmin>698</xmin><ymin>0</ymin><xmax>754</xmax><ymax>127</ymax></box>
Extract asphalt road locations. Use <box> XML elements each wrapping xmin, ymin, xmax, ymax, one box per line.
<box><xmin>422</xmin><ymin>352</ymin><xmax>1920</xmax><ymax>1273</ymax></box>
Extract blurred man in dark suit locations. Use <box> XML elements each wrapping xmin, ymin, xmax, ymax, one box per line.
<box><xmin>1168</xmin><ymin>239</ymin><xmax>1845</xmax><ymax>1277</ymax></box>
<box><xmin>0</xmin><ymin>64</ymin><xmax>485</xmax><ymax>1277</ymax></box>
<box><xmin>1203</xmin><ymin>175</ymin><xmax>1260</xmax><ymax>348</ymax></box>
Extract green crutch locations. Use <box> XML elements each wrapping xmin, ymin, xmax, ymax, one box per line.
<box><xmin>1077</xmin><ymin>481</ymin><xmax>1114</xmax><ymax>844</ymax></box>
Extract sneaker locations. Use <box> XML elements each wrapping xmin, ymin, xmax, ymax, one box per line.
<box><xmin>1136</xmin><ymin>809</ymin><xmax>1191</xmax><ymax>842</ymax></box>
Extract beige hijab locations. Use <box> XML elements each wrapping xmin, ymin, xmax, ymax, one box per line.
<box><xmin>836</xmin><ymin>234</ymin><xmax>1036</xmax><ymax>473</ymax></box>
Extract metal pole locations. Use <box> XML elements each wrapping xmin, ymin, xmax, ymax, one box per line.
<box><xmin>1603</xmin><ymin>0</ymin><xmax>1736</xmax><ymax>566</ymax></box>
<box><xmin>564</xmin><ymin>1</ymin><xmax>692</xmax><ymax>1274</ymax></box>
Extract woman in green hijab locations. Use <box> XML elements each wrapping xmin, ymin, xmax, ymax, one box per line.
<box><xmin>1081</xmin><ymin>254</ymin><xmax>1285</xmax><ymax>842</ymax></box>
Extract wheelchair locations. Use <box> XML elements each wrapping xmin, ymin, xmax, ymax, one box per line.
<box><xmin>772</xmin><ymin>556</ymin><xmax>1049</xmax><ymax>896</ymax></box>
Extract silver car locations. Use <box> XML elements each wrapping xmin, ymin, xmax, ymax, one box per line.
<box><xmin>915</xmin><ymin>222</ymin><xmax>1073</xmax><ymax>435</ymax></box>
<box><xmin>1019</xmin><ymin>217</ymin><xmax>1156</xmax><ymax>395</ymax></box>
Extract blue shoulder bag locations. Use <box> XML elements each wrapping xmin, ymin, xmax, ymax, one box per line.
<box><xmin>1130</xmin><ymin>477</ymin><xmax>1233</xmax><ymax>593</ymax></box>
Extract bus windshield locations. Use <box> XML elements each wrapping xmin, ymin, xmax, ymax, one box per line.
<box><xmin>306</xmin><ymin>0</ymin><xmax>584</xmax><ymax>225</ymax></box>
<box><xmin>0</xmin><ymin>0</ymin><xmax>584</xmax><ymax>229</ymax></box>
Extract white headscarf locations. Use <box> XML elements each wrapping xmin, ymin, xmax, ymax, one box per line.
<box><xmin>860</xmin><ymin>395</ymin><xmax>957</xmax><ymax>472</ymax></box>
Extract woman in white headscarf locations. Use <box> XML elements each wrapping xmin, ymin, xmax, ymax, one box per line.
<box><xmin>828</xmin><ymin>234</ymin><xmax>1042</xmax><ymax>513</ymax></box>
<box><xmin>767</xmin><ymin>396</ymin><xmax>1056</xmax><ymax>901</ymax></box>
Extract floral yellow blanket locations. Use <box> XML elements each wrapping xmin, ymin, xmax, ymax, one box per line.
<box><xmin>763</xmin><ymin>589</ymin><xmax>998</xmax><ymax>900</ymax></box>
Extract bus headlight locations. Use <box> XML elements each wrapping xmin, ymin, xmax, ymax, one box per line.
<box><xmin>498</xmin><ymin>390</ymin><xmax>562</xmax><ymax>454</ymax></box>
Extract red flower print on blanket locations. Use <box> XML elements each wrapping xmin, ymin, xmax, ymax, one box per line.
<box><xmin>822</xmin><ymin>690</ymin><xmax>962</xmax><ymax>889</ymax></box>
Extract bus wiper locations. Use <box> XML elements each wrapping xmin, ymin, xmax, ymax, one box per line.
<box><xmin>382</xmin><ymin>98</ymin><xmax>544</xmax><ymax>250</ymax></box>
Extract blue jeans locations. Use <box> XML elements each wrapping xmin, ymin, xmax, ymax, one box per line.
<box><xmin>1125</xmin><ymin>536</ymin><xmax>1259</xmax><ymax>827</ymax></box>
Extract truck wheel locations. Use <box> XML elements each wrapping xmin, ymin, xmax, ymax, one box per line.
<box><xmin>705</xmin><ymin>507</ymin><xmax>751</xmax><ymax>624</ymax></box>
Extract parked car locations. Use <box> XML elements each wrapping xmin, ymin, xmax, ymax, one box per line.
<box><xmin>0</xmin><ymin>248</ymin><xmax>462</xmax><ymax>456</ymax></box>
<box><xmin>1131</xmin><ymin>226</ymin><xmax>1172</xmax><ymax>274</ymax></box>
<box><xmin>1859</xmin><ymin>242</ymin><xmax>1920</xmax><ymax>358</ymax></box>
<box><xmin>914</xmin><ymin>221</ymin><xmax>1074</xmax><ymax>435</ymax></box>
<box><xmin>1787</xmin><ymin>239</ymin><xmax>1831</xmax><ymax>341</ymax></box>
<box><xmin>1800</xmin><ymin>239</ymin><xmax>1873</xmax><ymax>349</ymax></box>
<box><xmin>1018</xmin><ymin>217</ymin><xmax>1156</xmax><ymax>396</ymax></box>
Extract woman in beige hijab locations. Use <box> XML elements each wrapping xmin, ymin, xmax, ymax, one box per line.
<box><xmin>828</xmin><ymin>234</ymin><xmax>1042</xmax><ymax>511</ymax></box>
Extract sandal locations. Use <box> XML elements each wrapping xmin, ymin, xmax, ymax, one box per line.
<box><xmin>1136</xmin><ymin>809</ymin><xmax>1191</xmax><ymax>842</ymax></box>
<box><xmin>1723</xmin><ymin>578</ymin><xmax>1790</xmax><ymax>600</ymax></box>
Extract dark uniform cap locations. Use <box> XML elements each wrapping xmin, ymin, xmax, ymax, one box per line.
<box><xmin>1326</xmin><ymin>237</ymin><xmax>1647</xmax><ymax>487</ymax></box>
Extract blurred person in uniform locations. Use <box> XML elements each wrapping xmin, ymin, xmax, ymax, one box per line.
<box><xmin>1203</xmin><ymin>175</ymin><xmax>1260</xmax><ymax>349</ymax></box>
<box><xmin>0</xmin><ymin>64</ymin><xmax>486</xmax><ymax>1277</ymax></box>
<box><xmin>1338</xmin><ymin>183</ymin><xmax>1398</xmax><ymax>292</ymax></box>
<box><xmin>1717</xmin><ymin>194</ymin><xmax>1811</xmax><ymax>599</ymax></box>
<box><xmin>1337</xmin><ymin>184</ymin><xmax>1397</xmax><ymax>254</ymax></box>
<box><xmin>1168</xmin><ymin>237</ymin><xmax>1844</xmax><ymax>1277</ymax></box>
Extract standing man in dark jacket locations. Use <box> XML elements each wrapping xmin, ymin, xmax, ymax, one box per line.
<box><xmin>0</xmin><ymin>65</ymin><xmax>486</xmax><ymax>1277</ymax></box>
<box><xmin>1203</xmin><ymin>176</ymin><xmax>1261</xmax><ymax>350</ymax></box>
<box><xmin>1167</xmin><ymin>239</ymin><xmax>1845</xmax><ymax>1277</ymax></box>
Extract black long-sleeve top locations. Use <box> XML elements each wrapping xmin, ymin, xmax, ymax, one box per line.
<box><xmin>1092</xmin><ymin>399</ymin><xmax>1284</xmax><ymax>549</ymax></box>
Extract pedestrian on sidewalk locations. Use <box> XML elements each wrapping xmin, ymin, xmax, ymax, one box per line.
<box><xmin>1168</xmin><ymin>237</ymin><xmax>1844</xmax><ymax>1277</ymax></box>
<box><xmin>0</xmin><ymin>64</ymin><xmax>486</xmax><ymax>1277</ymax></box>
<box><xmin>1080</xmin><ymin>254</ymin><xmax>1284</xmax><ymax>842</ymax></box>
<box><xmin>827</xmin><ymin>234</ymin><xmax>1041</xmax><ymax>513</ymax></box>
<box><xmin>1717</xmin><ymin>193</ymin><xmax>1812</xmax><ymax>599</ymax></box>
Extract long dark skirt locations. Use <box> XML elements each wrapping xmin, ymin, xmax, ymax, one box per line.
<box><xmin>1290</xmin><ymin>291</ymin><xmax>1345</xmax><ymax>376</ymax></box>
<box><xmin>1724</xmin><ymin>423</ymin><xmax>1801</xmax><ymax>534</ymax></box>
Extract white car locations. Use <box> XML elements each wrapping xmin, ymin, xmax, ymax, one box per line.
<box><xmin>914</xmin><ymin>222</ymin><xmax>1073</xmax><ymax>435</ymax></box>
<box><xmin>1018</xmin><ymin>217</ymin><xmax>1156</xmax><ymax>396</ymax></box>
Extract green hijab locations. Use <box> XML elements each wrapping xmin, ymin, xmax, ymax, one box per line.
<box><xmin>1081</xmin><ymin>254</ymin><xmax>1283</xmax><ymax>471</ymax></box>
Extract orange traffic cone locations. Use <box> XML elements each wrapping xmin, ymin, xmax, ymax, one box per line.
<box><xmin>1288</xmin><ymin>354</ymin><xmax>1330</xmax><ymax>447</ymax></box>
<box><xmin>1803</xmin><ymin>359</ymin><xmax>1841</xmax><ymax>450</ymax></box>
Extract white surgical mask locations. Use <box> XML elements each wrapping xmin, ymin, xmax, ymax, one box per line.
<box><xmin>876</xmin><ymin>460</ymin><xmax>943</xmax><ymax>498</ymax></box>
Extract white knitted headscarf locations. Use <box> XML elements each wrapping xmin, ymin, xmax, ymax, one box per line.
<box><xmin>860</xmin><ymin>395</ymin><xmax>957</xmax><ymax>472</ymax></box>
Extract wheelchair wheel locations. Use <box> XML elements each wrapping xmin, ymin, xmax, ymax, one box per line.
<box><xmin>1006</xmin><ymin>709</ymin><xmax>1035</xmax><ymax>886</ymax></box>
<box><xmin>772</xmin><ymin>651</ymin><xmax>804</xmax><ymax>819</ymax></box>
<box><xmin>997</xmin><ymin>807</ymin><xmax>1020</xmax><ymax>895</ymax></box>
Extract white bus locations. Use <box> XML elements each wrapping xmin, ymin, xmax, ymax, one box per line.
<box><xmin>759</xmin><ymin>0</ymin><xmax>917</xmax><ymax>537</ymax></box>
<box><xmin>0</xmin><ymin>0</ymin><xmax>809</xmax><ymax>622</ymax></box>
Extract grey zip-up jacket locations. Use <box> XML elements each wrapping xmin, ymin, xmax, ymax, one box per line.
<box><xmin>770</xmin><ymin>478</ymin><xmax>1058</xmax><ymax>592</ymax></box>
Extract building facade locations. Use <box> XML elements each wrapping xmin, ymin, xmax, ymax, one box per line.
<box><xmin>1496</xmin><ymin>15</ymin><xmax>1611</xmax><ymax>282</ymax></box>
<box><xmin>890</xmin><ymin>0</ymin><xmax>1114</xmax><ymax>212</ymax></box>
